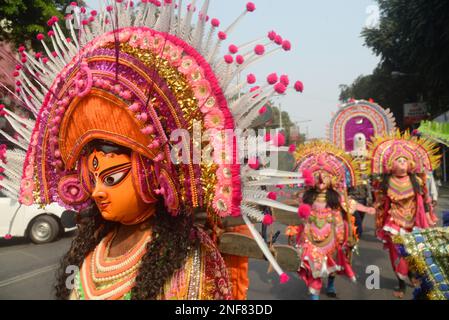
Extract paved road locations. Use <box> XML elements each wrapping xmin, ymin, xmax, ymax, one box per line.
<box><xmin>0</xmin><ymin>187</ymin><xmax>448</xmax><ymax>300</ymax></box>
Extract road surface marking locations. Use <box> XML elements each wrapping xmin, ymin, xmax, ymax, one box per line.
<box><xmin>0</xmin><ymin>264</ymin><xmax>59</xmax><ymax>288</ymax></box>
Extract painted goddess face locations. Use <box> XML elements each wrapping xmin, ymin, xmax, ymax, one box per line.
<box><xmin>88</xmin><ymin>150</ymin><xmax>152</xmax><ymax>224</ymax></box>
<box><xmin>392</xmin><ymin>157</ymin><xmax>409</xmax><ymax>177</ymax></box>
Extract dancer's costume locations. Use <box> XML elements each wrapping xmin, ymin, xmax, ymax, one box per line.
<box><xmin>294</xmin><ymin>141</ymin><xmax>362</xmax><ymax>296</ymax></box>
<box><xmin>0</xmin><ymin>1</ymin><xmax>304</xmax><ymax>300</ymax></box>
<box><xmin>368</xmin><ymin>131</ymin><xmax>441</xmax><ymax>282</ymax></box>
<box><xmin>328</xmin><ymin>99</ymin><xmax>397</xmax><ymax>236</ymax></box>
<box><xmin>393</xmin><ymin>125</ymin><xmax>448</xmax><ymax>300</ymax></box>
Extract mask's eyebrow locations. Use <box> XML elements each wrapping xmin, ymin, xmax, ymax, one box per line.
<box><xmin>96</xmin><ymin>162</ymin><xmax>132</xmax><ymax>178</ymax></box>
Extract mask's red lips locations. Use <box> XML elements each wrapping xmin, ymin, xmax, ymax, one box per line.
<box><xmin>98</xmin><ymin>202</ymin><xmax>111</xmax><ymax>210</ymax></box>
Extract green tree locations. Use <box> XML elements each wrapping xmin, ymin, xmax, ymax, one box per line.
<box><xmin>341</xmin><ymin>0</ymin><xmax>449</xmax><ymax>127</ymax></box>
<box><xmin>0</xmin><ymin>0</ymin><xmax>85</xmax><ymax>48</ymax></box>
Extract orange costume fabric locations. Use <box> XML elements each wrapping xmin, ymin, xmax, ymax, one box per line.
<box><xmin>222</xmin><ymin>225</ymin><xmax>252</xmax><ymax>300</ymax></box>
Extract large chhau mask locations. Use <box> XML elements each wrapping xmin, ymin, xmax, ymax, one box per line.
<box><xmin>56</xmin><ymin>92</ymin><xmax>180</xmax><ymax>216</ymax></box>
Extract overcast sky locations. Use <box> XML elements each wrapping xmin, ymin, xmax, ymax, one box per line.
<box><xmin>84</xmin><ymin>0</ymin><xmax>380</xmax><ymax>139</ymax></box>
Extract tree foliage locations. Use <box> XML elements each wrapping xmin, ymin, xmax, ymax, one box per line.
<box><xmin>0</xmin><ymin>0</ymin><xmax>84</xmax><ymax>48</ymax></box>
<box><xmin>340</xmin><ymin>0</ymin><xmax>449</xmax><ymax>127</ymax></box>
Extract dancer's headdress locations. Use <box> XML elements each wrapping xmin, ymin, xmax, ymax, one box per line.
<box><xmin>327</xmin><ymin>99</ymin><xmax>396</xmax><ymax>153</ymax></box>
<box><xmin>294</xmin><ymin>141</ymin><xmax>362</xmax><ymax>190</ymax></box>
<box><xmin>368</xmin><ymin>130</ymin><xmax>441</xmax><ymax>175</ymax></box>
<box><xmin>0</xmin><ymin>0</ymin><xmax>304</xmax><ymax>282</ymax></box>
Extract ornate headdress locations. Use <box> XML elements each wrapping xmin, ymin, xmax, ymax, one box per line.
<box><xmin>327</xmin><ymin>99</ymin><xmax>396</xmax><ymax>154</ymax></box>
<box><xmin>0</xmin><ymin>0</ymin><xmax>304</xmax><ymax>282</ymax></box>
<box><xmin>368</xmin><ymin>130</ymin><xmax>441</xmax><ymax>175</ymax></box>
<box><xmin>294</xmin><ymin>140</ymin><xmax>362</xmax><ymax>190</ymax></box>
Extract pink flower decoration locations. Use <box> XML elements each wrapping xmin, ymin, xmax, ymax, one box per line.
<box><xmin>211</xmin><ymin>18</ymin><xmax>220</xmax><ymax>27</ymax></box>
<box><xmin>288</xmin><ymin>144</ymin><xmax>296</xmax><ymax>154</ymax></box>
<box><xmin>280</xmin><ymin>75</ymin><xmax>290</xmax><ymax>86</ymax></box>
<box><xmin>267</xmin><ymin>192</ymin><xmax>277</xmax><ymax>201</ymax></box>
<box><xmin>248</xmin><ymin>157</ymin><xmax>260</xmax><ymax>170</ymax></box>
<box><xmin>294</xmin><ymin>81</ymin><xmax>304</xmax><ymax>93</ymax></box>
<box><xmin>247</xmin><ymin>74</ymin><xmax>256</xmax><ymax>84</ymax></box>
<box><xmin>224</xmin><ymin>55</ymin><xmax>234</xmax><ymax>64</ymax></box>
<box><xmin>264</xmin><ymin>133</ymin><xmax>272</xmax><ymax>142</ymax></box>
<box><xmin>280</xmin><ymin>273</ymin><xmax>290</xmax><ymax>284</ymax></box>
<box><xmin>205</xmin><ymin>108</ymin><xmax>225</xmax><ymax>130</ymax></box>
<box><xmin>273</xmin><ymin>133</ymin><xmax>286</xmax><ymax>147</ymax></box>
<box><xmin>193</xmin><ymin>80</ymin><xmax>212</xmax><ymax>102</ymax></box>
<box><xmin>275</xmin><ymin>35</ymin><xmax>283</xmax><ymax>45</ymax></box>
<box><xmin>236</xmin><ymin>55</ymin><xmax>244</xmax><ymax>65</ymax></box>
<box><xmin>4</xmin><ymin>234</ymin><xmax>12</xmax><ymax>240</ymax></box>
<box><xmin>218</xmin><ymin>31</ymin><xmax>227</xmax><ymax>40</ymax></box>
<box><xmin>259</xmin><ymin>106</ymin><xmax>267</xmax><ymax>115</ymax></box>
<box><xmin>274</xmin><ymin>83</ymin><xmax>287</xmax><ymax>94</ymax></box>
<box><xmin>254</xmin><ymin>45</ymin><xmax>265</xmax><ymax>55</ymax></box>
<box><xmin>267</xmin><ymin>73</ymin><xmax>278</xmax><ymax>85</ymax></box>
<box><xmin>246</xmin><ymin>2</ymin><xmax>256</xmax><ymax>12</ymax></box>
<box><xmin>179</xmin><ymin>56</ymin><xmax>197</xmax><ymax>74</ymax></box>
<box><xmin>298</xmin><ymin>204</ymin><xmax>312</xmax><ymax>220</ymax></box>
<box><xmin>282</xmin><ymin>40</ymin><xmax>292</xmax><ymax>51</ymax></box>
<box><xmin>268</xmin><ymin>31</ymin><xmax>277</xmax><ymax>41</ymax></box>
<box><xmin>37</xmin><ymin>34</ymin><xmax>45</xmax><ymax>41</ymax></box>
<box><xmin>229</xmin><ymin>44</ymin><xmax>238</xmax><ymax>54</ymax></box>
<box><xmin>263</xmin><ymin>214</ymin><xmax>274</xmax><ymax>226</ymax></box>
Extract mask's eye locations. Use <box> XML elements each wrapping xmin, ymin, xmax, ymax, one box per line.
<box><xmin>102</xmin><ymin>169</ymin><xmax>130</xmax><ymax>187</ymax></box>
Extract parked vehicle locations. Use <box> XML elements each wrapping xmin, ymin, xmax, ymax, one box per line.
<box><xmin>0</xmin><ymin>192</ymin><xmax>76</xmax><ymax>244</ymax></box>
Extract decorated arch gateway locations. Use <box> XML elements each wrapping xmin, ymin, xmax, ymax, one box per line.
<box><xmin>327</xmin><ymin>100</ymin><xmax>396</xmax><ymax>157</ymax></box>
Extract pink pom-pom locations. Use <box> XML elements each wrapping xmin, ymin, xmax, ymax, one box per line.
<box><xmin>294</xmin><ymin>81</ymin><xmax>304</xmax><ymax>93</ymax></box>
<box><xmin>288</xmin><ymin>144</ymin><xmax>296</xmax><ymax>154</ymax></box>
<box><xmin>263</xmin><ymin>214</ymin><xmax>274</xmax><ymax>226</ymax></box>
<box><xmin>47</xmin><ymin>30</ymin><xmax>55</xmax><ymax>37</ymax></box>
<box><xmin>264</xmin><ymin>133</ymin><xmax>271</xmax><ymax>142</ymax></box>
<box><xmin>37</xmin><ymin>34</ymin><xmax>45</xmax><ymax>41</ymax></box>
<box><xmin>259</xmin><ymin>106</ymin><xmax>267</xmax><ymax>115</ymax></box>
<box><xmin>211</xmin><ymin>18</ymin><xmax>220</xmax><ymax>27</ymax></box>
<box><xmin>106</xmin><ymin>5</ymin><xmax>113</xmax><ymax>12</ymax></box>
<box><xmin>267</xmin><ymin>73</ymin><xmax>278</xmax><ymax>85</ymax></box>
<box><xmin>246</xmin><ymin>2</ymin><xmax>256</xmax><ymax>12</ymax></box>
<box><xmin>282</xmin><ymin>40</ymin><xmax>292</xmax><ymax>51</ymax></box>
<box><xmin>247</xmin><ymin>74</ymin><xmax>256</xmax><ymax>84</ymax></box>
<box><xmin>273</xmin><ymin>133</ymin><xmax>286</xmax><ymax>147</ymax></box>
<box><xmin>236</xmin><ymin>55</ymin><xmax>245</xmax><ymax>65</ymax></box>
<box><xmin>298</xmin><ymin>204</ymin><xmax>312</xmax><ymax>220</ymax></box>
<box><xmin>254</xmin><ymin>45</ymin><xmax>265</xmax><ymax>55</ymax></box>
<box><xmin>274</xmin><ymin>83</ymin><xmax>287</xmax><ymax>94</ymax></box>
<box><xmin>280</xmin><ymin>273</ymin><xmax>290</xmax><ymax>284</ymax></box>
<box><xmin>218</xmin><ymin>31</ymin><xmax>227</xmax><ymax>40</ymax></box>
<box><xmin>229</xmin><ymin>44</ymin><xmax>238</xmax><ymax>54</ymax></box>
<box><xmin>224</xmin><ymin>55</ymin><xmax>234</xmax><ymax>64</ymax></box>
<box><xmin>248</xmin><ymin>157</ymin><xmax>260</xmax><ymax>170</ymax></box>
<box><xmin>91</xmin><ymin>10</ymin><xmax>98</xmax><ymax>16</ymax></box>
<box><xmin>12</xmin><ymin>71</ymin><xmax>19</xmax><ymax>77</ymax></box>
<box><xmin>4</xmin><ymin>234</ymin><xmax>12</xmax><ymax>240</ymax></box>
<box><xmin>280</xmin><ymin>75</ymin><xmax>290</xmax><ymax>86</ymax></box>
<box><xmin>267</xmin><ymin>192</ymin><xmax>277</xmax><ymax>201</ymax></box>
<box><xmin>274</xmin><ymin>35</ymin><xmax>283</xmax><ymax>45</ymax></box>
<box><xmin>18</xmin><ymin>46</ymin><xmax>26</xmax><ymax>53</ymax></box>
<box><xmin>70</xmin><ymin>2</ymin><xmax>78</xmax><ymax>6</ymax></box>
<box><xmin>268</xmin><ymin>30</ymin><xmax>277</xmax><ymax>41</ymax></box>
<box><xmin>302</xmin><ymin>169</ymin><xmax>312</xmax><ymax>179</ymax></box>
<box><xmin>305</xmin><ymin>177</ymin><xmax>314</xmax><ymax>187</ymax></box>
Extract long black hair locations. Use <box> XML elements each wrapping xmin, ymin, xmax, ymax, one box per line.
<box><xmin>302</xmin><ymin>187</ymin><xmax>343</xmax><ymax>211</ymax></box>
<box><xmin>55</xmin><ymin>140</ymin><xmax>197</xmax><ymax>300</ymax></box>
